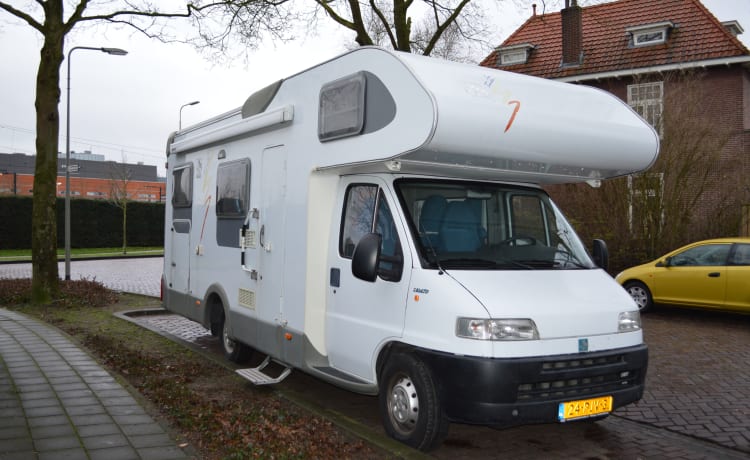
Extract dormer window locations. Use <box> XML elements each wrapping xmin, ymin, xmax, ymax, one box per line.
<box><xmin>496</xmin><ymin>43</ymin><xmax>535</xmax><ymax>66</ymax></box>
<box><xmin>626</xmin><ymin>21</ymin><xmax>674</xmax><ymax>47</ymax></box>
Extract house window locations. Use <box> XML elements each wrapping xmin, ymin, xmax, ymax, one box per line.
<box><xmin>627</xmin><ymin>173</ymin><xmax>664</xmax><ymax>234</ymax></box>
<box><xmin>627</xmin><ymin>82</ymin><xmax>663</xmax><ymax>135</ymax></box>
<box><xmin>496</xmin><ymin>43</ymin><xmax>534</xmax><ymax>66</ymax></box>
<box><xmin>634</xmin><ymin>30</ymin><xmax>665</xmax><ymax>46</ymax></box>
<box><xmin>626</xmin><ymin>21</ymin><xmax>673</xmax><ymax>48</ymax></box>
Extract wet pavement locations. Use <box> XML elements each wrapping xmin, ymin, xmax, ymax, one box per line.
<box><xmin>130</xmin><ymin>308</ymin><xmax>750</xmax><ymax>460</ymax></box>
<box><xmin>2</xmin><ymin>258</ymin><xmax>749</xmax><ymax>458</ymax></box>
<box><xmin>0</xmin><ymin>308</ymin><xmax>192</xmax><ymax>460</ymax></box>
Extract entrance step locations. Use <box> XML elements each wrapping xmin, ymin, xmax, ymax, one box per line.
<box><xmin>236</xmin><ymin>356</ymin><xmax>292</xmax><ymax>385</ymax></box>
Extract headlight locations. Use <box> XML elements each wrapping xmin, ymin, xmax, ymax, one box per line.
<box><xmin>456</xmin><ymin>318</ymin><xmax>539</xmax><ymax>341</ymax></box>
<box><xmin>618</xmin><ymin>311</ymin><xmax>641</xmax><ymax>332</ymax></box>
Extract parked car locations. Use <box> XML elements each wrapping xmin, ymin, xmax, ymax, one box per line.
<box><xmin>616</xmin><ymin>238</ymin><xmax>750</xmax><ymax>313</ymax></box>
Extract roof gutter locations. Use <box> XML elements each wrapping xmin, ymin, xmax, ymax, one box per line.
<box><xmin>555</xmin><ymin>55</ymin><xmax>750</xmax><ymax>82</ymax></box>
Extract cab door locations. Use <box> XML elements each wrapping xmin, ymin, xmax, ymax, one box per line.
<box><xmin>326</xmin><ymin>177</ymin><xmax>411</xmax><ymax>381</ymax></box>
<box><xmin>653</xmin><ymin>243</ymin><xmax>730</xmax><ymax>308</ymax></box>
<box><xmin>725</xmin><ymin>243</ymin><xmax>750</xmax><ymax>311</ymax></box>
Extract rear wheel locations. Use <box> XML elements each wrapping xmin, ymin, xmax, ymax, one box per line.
<box><xmin>624</xmin><ymin>281</ymin><xmax>653</xmax><ymax>312</ymax></box>
<box><xmin>218</xmin><ymin>311</ymin><xmax>252</xmax><ymax>363</ymax></box>
<box><xmin>379</xmin><ymin>353</ymin><xmax>448</xmax><ymax>451</ymax></box>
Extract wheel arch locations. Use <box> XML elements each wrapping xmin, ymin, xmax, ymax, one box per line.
<box><xmin>202</xmin><ymin>283</ymin><xmax>230</xmax><ymax>331</ymax></box>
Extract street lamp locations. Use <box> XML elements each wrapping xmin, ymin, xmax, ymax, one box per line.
<box><xmin>179</xmin><ymin>100</ymin><xmax>200</xmax><ymax>130</ymax></box>
<box><xmin>65</xmin><ymin>46</ymin><xmax>128</xmax><ymax>280</ymax></box>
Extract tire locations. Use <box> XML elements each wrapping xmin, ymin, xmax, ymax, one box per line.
<box><xmin>378</xmin><ymin>353</ymin><xmax>449</xmax><ymax>451</ymax></box>
<box><xmin>219</xmin><ymin>313</ymin><xmax>252</xmax><ymax>363</ymax></box>
<box><xmin>624</xmin><ymin>281</ymin><xmax>653</xmax><ymax>312</ymax></box>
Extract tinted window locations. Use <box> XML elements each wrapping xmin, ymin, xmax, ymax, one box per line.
<box><xmin>216</xmin><ymin>159</ymin><xmax>250</xmax><ymax>218</ymax></box>
<box><xmin>730</xmin><ymin>244</ymin><xmax>750</xmax><ymax>266</ymax></box>
<box><xmin>340</xmin><ymin>185</ymin><xmax>378</xmax><ymax>258</ymax></box>
<box><xmin>339</xmin><ymin>184</ymin><xmax>402</xmax><ymax>281</ymax></box>
<box><xmin>671</xmin><ymin>244</ymin><xmax>731</xmax><ymax>267</ymax></box>
<box><xmin>172</xmin><ymin>165</ymin><xmax>192</xmax><ymax>208</ymax></box>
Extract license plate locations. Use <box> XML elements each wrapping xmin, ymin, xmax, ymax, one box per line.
<box><xmin>558</xmin><ymin>396</ymin><xmax>613</xmax><ymax>421</ymax></box>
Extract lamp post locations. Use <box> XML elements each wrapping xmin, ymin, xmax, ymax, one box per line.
<box><xmin>65</xmin><ymin>46</ymin><xmax>128</xmax><ymax>280</ymax></box>
<box><xmin>179</xmin><ymin>101</ymin><xmax>200</xmax><ymax>130</ymax></box>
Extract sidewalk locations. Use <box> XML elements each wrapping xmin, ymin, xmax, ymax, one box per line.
<box><xmin>0</xmin><ymin>308</ymin><xmax>192</xmax><ymax>460</ymax></box>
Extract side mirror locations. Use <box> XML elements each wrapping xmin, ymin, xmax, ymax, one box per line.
<box><xmin>352</xmin><ymin>233</ymin><xmax>382</xmax><ymax>282</ymax></box>
<box><xmin>592</xmin><ymin>239</ymin><xmax>609</xmax><ymax>270</ymax></box>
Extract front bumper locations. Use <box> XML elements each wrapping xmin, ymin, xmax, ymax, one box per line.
<box><xmin>416</xmin><ymin>344</ymin><xmax>648</xmax><ymax>425</ymax></box>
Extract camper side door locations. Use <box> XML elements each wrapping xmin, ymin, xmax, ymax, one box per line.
<box><xmin>327</xmin><ymin>177</ymin><xmax>411</xmax><ymax>381</ymax></box>
<box><xmin>168</xmin><ymin>163</ymin><xmax>193</xmax><ymax>316</ymax></box>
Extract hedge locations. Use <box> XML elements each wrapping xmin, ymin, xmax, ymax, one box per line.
<box><xmin>0</xmin><ymin>196</ymin><xmax>164</xmax><ymax>249</ymax></box>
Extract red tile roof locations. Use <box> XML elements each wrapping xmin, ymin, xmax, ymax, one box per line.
<box><xmin>479</xmin><ymin>0</ymin><xmax>749</xmax><ymax>79</ymax></box>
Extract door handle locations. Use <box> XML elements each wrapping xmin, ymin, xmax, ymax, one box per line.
<box><xmin>708</xmin><ymin>272</ymin><xmax>720</xmax><ymax>278</ymax></box>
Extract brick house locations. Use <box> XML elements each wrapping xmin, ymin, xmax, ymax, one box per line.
<box><xmin>480</xmin><ymin>0</ymin><xmax>750</xmax><ymax>266</ymax></box>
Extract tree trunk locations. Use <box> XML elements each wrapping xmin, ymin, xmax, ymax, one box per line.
<box><xmin>31</xmin><ymin>15</ymin><xmax>65</xmax><ymax>303</ymax></box>
<box><xmin>122</xmin><ymin>200</ymin><xmax>127</xmax><ymax>254</ymax></box>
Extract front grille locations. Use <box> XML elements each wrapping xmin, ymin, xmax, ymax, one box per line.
<box><xmin>517</xmin><ymin>353</ymin><xmax>641</xmax><ymax>401</ymax></box>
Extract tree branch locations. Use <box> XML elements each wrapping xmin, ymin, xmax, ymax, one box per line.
<box><xmin>422</xmin><ymin>0</ymin><xmax>471</xmax><ymax>56</ymax></box>
<box><xmin>0</xmin><ymin>1</ymin><xmax>44</xmax><ymax>32</ymax></box>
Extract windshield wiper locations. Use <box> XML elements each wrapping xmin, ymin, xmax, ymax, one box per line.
<box><xmin>550</xmin><ymin>248</ymin><xmax>591</xmax><ymax>269</ymax></box>
<box><xmin>437</xmin><ymin>258</ymin><xmax>534</xmax><ymax>270</ymax></box>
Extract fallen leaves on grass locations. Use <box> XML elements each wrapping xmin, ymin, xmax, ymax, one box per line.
<box><xmin>3</xmin><ymin>281</ymin><xmax>377</xmax><ymax>459</ymax></box>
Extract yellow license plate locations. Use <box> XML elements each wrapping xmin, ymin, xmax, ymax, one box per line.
<box><xmin>558</xmin><ymin>396</ymin><xmax>613</xmax><ymax>421</ymax></box>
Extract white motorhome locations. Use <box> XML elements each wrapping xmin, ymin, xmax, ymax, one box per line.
<box><xmin>163</xmin><ymin>47</ymin><xmax>658</xmax><ymax>451</ymax></box>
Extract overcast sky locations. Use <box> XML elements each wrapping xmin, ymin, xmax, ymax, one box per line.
<box><xmin>0</xmin><ymin>0</ymin><xmax>748</xmax><ymax>177</ymax></box>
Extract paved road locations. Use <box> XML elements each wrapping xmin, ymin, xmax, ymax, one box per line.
<box><xmin>2</xmin><ymin>258</ymin><xmax>749</xmax><ymax>459</ymax></box>
<box><xmin>0</xmin><ymin>258</ymin><xmax>162</xmax><ymax>298</ymax></box>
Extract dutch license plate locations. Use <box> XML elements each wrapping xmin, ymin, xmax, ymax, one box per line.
<box><xmin>558</xmin><ymin>396</ymin><xmax>613</xmax><ymax>422</ymax></box>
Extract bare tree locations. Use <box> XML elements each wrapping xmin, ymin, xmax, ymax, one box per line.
<box><xmin>311</xmin><ymin>0</ymin><xmax>492</xmax><ymax>60</ymax></box>
<box><xmin>0</xmin><ymin>0</ymin><xmax>287</xmax><ymax>303</ymax></box>
<box><xmin>549</xmin><ymin>71</ymin><xmax>738</xmax><ymax>274</ymax></box>
<box><xmin>109</xmin><ymin>160</ymin><xmax>133</xmax><ymax>255</ymax></box>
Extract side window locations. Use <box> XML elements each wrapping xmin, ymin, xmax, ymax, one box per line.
<box><xmin>730</xmin><ymin>244</ymin><xmax>750</xmax><ymax>266</ymax></box>
<box><xmin>510</xmin><ymin>194</ymin><xmax>546</xmax><ymax>242</ymax></box>
<box><xmin>216</xmin><ymin>159</ymin><xmax>251</xmax><ymax>247</ymax></box>
<box><xmin>172</xmin><ymin>165</ymin><xmax>193</xmax><ymax>208</ymax></box>
<box><xmin>217</xmin><ymin>159</ymin><xmax>250</xmax><ymax>218</ymax></box>
<box><xmin>340</xmin><ymin>185</ymin><xmax>378</xmax><ymax>258</ymax></box>
<box><xmin>339</xmin><ymin>184</ymin><xmax>402</xmax><ymax>281</ymax></box>
<box><xmin>671</xmin><ymin>244</ymin><xmax>730</xmax><ymax>267</ymax></box>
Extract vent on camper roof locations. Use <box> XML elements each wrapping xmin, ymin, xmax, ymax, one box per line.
<box><xmin>239</xmin><ymin>289</ymin><xmax>256</xmax><ymax>309</ymax></box>
<box><xmin>242</xmin><ymin>80</ymin><xmax>284</xmax><ymax>119</ymax></box>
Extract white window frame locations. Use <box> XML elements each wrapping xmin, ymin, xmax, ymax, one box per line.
<box><xmin>626</xmin><ymin>21</ymin><xmax>674</xmax><ymax>48</ymax></box>
<box><xmin>627</xmin><ymin>172</ymin><xmax>664</xmax><ymax>232</ymax></box>
<box><xmin>497</xmin><ymin>43</ymin><xmax>534</xmax><ymax>66</ymax></box>
<box><xmin>627</xmin><ymin>81</ymin><xmax>663</xmax><ymax>136</ymax></box>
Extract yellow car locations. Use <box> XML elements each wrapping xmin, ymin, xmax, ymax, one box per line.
<box><xmin>615</xmin><ymin>238</ymin><xmax>750</xmax><ymax>313</ymax></box>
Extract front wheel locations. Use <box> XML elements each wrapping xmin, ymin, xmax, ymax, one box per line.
<box><xmin>378</xmin><ymin>353</ymin><xmax>448</xmax><ymax>451</ymax></box>
<box><xmin>624</xmin><ymin>281</ymin><xmax>653</xmax><ymax>312</ymax></box>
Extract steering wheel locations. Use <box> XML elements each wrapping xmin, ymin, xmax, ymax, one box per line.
<box><xmin>499</xmin><ymin>236</ymin><xmax>537</xmax><ymax>247</ymax></box>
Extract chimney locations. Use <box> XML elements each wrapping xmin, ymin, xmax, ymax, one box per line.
<box><xmin>532</xmin><ymin>4</ymin><xmax>537</xmax><ymax>17</ymax></box>
<box><xmin>561</xmin><ymin>0</ymin><xmax>583</xmax><ymax>66</ymax></box>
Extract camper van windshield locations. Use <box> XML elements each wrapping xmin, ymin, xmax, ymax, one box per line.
<box><xmin>395</xmin><ymin>179</ymin><xmax>596</xmax><ymax>270</ymax></box>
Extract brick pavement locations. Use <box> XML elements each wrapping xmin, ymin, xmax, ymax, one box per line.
<box><xmin>3</xmin><ymin>258</ymin><xmax>749</xmax><ymax>458</ymax></box>
<box><xmin>131</xmin><ymin>310</ymin><xmax>750</xmax><ymax>459</ymax></box>
<box><xmin>617</xmin><ymin>308</ymin><xmax>750</xmax><ymax>454</ymax></box>
<box><xmin>0</xmin><ymin>308</ymin><xmax>192</xmax><ymax>460</ymax></box>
